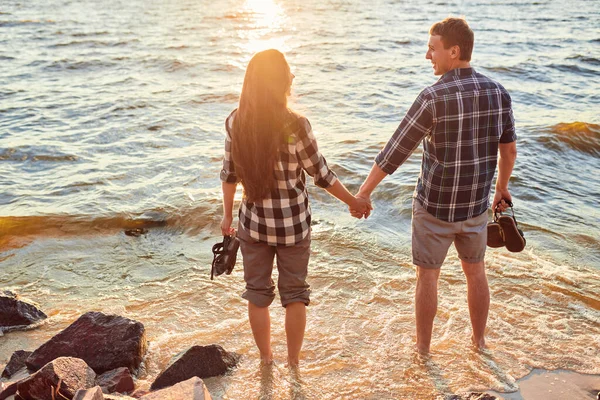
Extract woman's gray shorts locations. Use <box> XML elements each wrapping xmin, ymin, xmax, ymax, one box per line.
<box><xmin>237</xmin><ymin>226</ymin><xmax>311</xmax><ymax>308</ymax></box>
<box><xmin>411</xmin><ymin>200</ymin><xmax>487</xmax><ymax>269</ymax></box>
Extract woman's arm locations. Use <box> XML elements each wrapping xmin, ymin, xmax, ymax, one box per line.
<box><xmin>221</xmin><ymin>182</ymin><xmax>237</xmax><ymax>236</ymax></box>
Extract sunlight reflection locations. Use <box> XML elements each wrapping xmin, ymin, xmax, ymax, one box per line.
<box><xmin>239</xmin><ymin>0</ymin><xmax>290</xmax><ymax>55</ymax></box>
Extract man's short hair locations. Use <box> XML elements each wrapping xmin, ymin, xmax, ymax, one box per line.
<box><xmin>429</xmin><ymin>17</ymin><xmax>474</xmax><ymax>62</ymax></box>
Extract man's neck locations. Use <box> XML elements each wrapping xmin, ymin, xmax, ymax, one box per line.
<box><xmin>451</xmin><ymin>61</ymin><xmax>471</xmax><ymax>71</ymax></box>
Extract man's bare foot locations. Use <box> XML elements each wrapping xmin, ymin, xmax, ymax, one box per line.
<box><xmin>286</xmin><ymin>357</ymin><xmax>300</xmax><ymax>368</ymax></box>
<box><xmin>415</xmin><ymin>343</ymin><xmax>430</xmax><ymax>355</ymax></box>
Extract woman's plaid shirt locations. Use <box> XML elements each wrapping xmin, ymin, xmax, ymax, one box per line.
<box><xmin>375</xmin><ymin>68</ymin><xmax>517</xmax><ymax>222</ymax></box>
<box><xmin>221</xmin><ymin>110</ymin><xmax>337</xmax><ymax>246</ymax></box>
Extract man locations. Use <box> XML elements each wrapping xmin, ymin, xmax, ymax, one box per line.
<box><xmin>354</xmin><ymin>17</ymin><xmax>517</xmax><ymax>354</ymax></box>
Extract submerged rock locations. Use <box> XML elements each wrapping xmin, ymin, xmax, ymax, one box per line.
<box><xmin>26</xmin><ymin>311</ymin><xmax>147</xmax><ymax>374</ymax></box>
<box><xmin>17</xmin><ymin>357</ymin><xmax>96</xmax><ymax>400</ymax></box>
<box><xmin>150</xmin><ymin>345</ymin><xmax>240</xmax><ymax>390</ymax></box>
<box><xmin>142</xmin><ymin>377</ymin><xmax>211</xmax><ymax>400</ymax></box>
<box><xmin>1</xmin><ymin>350</ymin><xmax>32</xmax><ymax>379</ymax></box>
<box><xmin>0</xmin><ymin>291</ymin><xmax>47</xmax><ymax>332</ymax></box>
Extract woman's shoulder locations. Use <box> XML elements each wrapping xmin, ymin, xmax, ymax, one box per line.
<box><xmin>284</xmin><ymin>110</ymin><xmax>311</xmax><ymax>138</ymax></box>
<box><xmin>225</xmin><ymin>108</ymin><xmax>238</xmax><ymax>135</ymax></box>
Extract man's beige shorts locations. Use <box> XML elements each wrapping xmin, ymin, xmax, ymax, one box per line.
<box><xmin>237</xmin><ymin>225</ymin><xmax>311</xmax><ymax>308</ymax></box>
<box><xmin>412</xmin><ymin>200</ymin><xmax>487</xmax><ymax>269</ymax></box>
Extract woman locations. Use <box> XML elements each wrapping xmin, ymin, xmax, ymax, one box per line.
<box><xmin>220</xmin><ymin>49</ymin><xmax>369</xmax><ymax>366</ymax></box>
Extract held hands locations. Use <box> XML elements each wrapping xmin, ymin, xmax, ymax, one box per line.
<box><xmin>349</xmin><ymin>192</ymin><xmax>373</xmax><ymax>219</ymax></box>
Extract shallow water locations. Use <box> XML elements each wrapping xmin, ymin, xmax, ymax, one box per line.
<box><xmin>1</xmin><ymin>0</ymin><xmax>599</xmax><ymax>398</ymax></box>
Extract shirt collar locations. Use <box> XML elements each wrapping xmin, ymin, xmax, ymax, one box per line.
<box><xmin>441</xmin><ymin>67</ymin><xmax>475</xmax><ymax>80</ymax></box>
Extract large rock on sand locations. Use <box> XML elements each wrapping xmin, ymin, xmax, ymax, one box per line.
<box><xmin>142</xmin><ymin>377</ymin><xmax>211</xmax><ymax>400</ymax></box>
<box><xmin>17</xmin><ymin>357</ymin><xmax>96</xmax><ymax>400</ymax></box>
<box><xmin>73</xmin><ymin>386</ymin><xmax>104</xmax><ymax>400</ymax></box>
<box><xmin>0</xmin><ymin>291</ymin><xmax>47</xmax><ymax>332</ymax></box>
<box><xmin>26</xmin><ymin>311</ymin><xmax>147</xmax><ymax>374</ymax></box>
<box><xmin>2</xmin><ymin>350</ymin><xmax>32</xmax><ymax>378</ymax></box>
<box><xmin>95</xmin><ymin>367</ymin><xmax>134</xmax><ymax>394</ymax></box>
<box><xmin>150</xmin><ymin>345</ymin><xmax>239</xmax><ymax>390</ymax></box>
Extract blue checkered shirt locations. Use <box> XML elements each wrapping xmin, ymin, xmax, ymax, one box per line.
<box><xmin>375</xmin><ymin>68</ymin><xmax>517</xmax><ymax>222</ymax></box>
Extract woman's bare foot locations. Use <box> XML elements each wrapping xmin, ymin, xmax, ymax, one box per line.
<box><xmin>261</xmin><ymin>353</ymin><xmax>274</xmax><ymax>365</ymax></box>
<box><xmin>471</xmin><ymin>334</ymin><xmax>486</xmax><ymax>350</ymax></box>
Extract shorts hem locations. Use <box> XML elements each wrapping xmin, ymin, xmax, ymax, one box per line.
<box><xmin>458</xmin><ymin>256</ymin><xmax>485</xmax><ymax>264</ymax></box>
<box><xmin>412</xmin><ymin>259</ymin><xmax>443</xmax><ymax>269</ymax></box>
<box><xmin>281</xmin><ymin>298</ymin><xmax>310</xmax><ymax>308</ymax></box>
<box><xmin>242</xmin><ymin>292</ymin><xmax>275</xmax><ymax>308</ymax></box>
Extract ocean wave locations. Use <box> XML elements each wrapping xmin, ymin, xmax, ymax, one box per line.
<box><xmin>44</xmin><ymin>59</ymin><xmax>116</xmax><ymax>71</ymax></box>
<box><xmin>191</xmin><ymin>93</ymin><xmax>239</xmax><ymax>104</ymax></box>
<box><xmin>0</xmin><ymin>19</ymin><xmax>55</xmax><ymax>27</ymax></box>
<box><xmin>548</xmin><ymin>63</ymin><xmax>599</xmax><ymax>77</ymax></box>
<box><xmin>566</xmin><ymin>55</ymin><xmax>600</xmax><ymax>66</ymax></box>
<box><xmin>71</xmin><ymin>31</ymin><xmax>110</xmax><ymax>37</ymax></box>
<box><xmin>0</xmin><ymin>148</ymin><xmax>79</xmax><ymax>163</ymax></box>
<box><xmin>0</xmin><ymin>204</ymin><xmax>218</xmax><ymax>250</ymax></box>
<box><xmin>539</xmin><ymin>122</ymin><xmax>600</xmax><ymax>157</ymax></box>
<box><xmin>49</xmin><ymin>39</ymin><xmax>137</xmax><ymax>48</ymax></box>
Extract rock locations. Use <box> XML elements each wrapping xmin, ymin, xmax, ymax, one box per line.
<box><xmin>0</xmin><ymin>291</ymin><xmax>47</xmax><ymax>332</ymax></box>
<box><xmin>2</xmin><ymin>351</ymin><xmax>32</xmax><ymax>379</ymax></box>
<box><xmin>104</xmin><ymin>395</ymin><xmax>137</xmax><ymax>399</ymax></box>
<box><xmin>142</xmin><ymin>377</ymin><xmax>211</xmax><ymax>400</ymax></box>
<box><xmin>0</xmin><ymin>381</ymin><xmax>18</xmax><ymax>400</ymax></box>
<box><xmin>150</xmin><ymin>345</ymin><xmax>239</xmax><ymax>390</ymax></box>
<box><xmin>130</xmin><ymin>388</ymin><xmax>150</xmax><ymax>398</ymax></box>
<box><xmin>466</xmin><ymin>394</ymin><xmax>498</xmax><ymax>400</ymax></box>
<box><xmin>17</xmin><ymin>357</ymin><xmax>96</xmax><ymax>400</ymax></box>
<box><xmin>124</xmin><ymin>229</ymin><xmax>147</xmax><ymax>237</ymax></box>
<box><xmin>0</xmin><ymin>368</ymin><xmax>30</xmax><ymax>400</ymax></box>
<box><xmin>96</xmin><ymin>367</ymin><xmax>134</xmax><ymax>394</ymax></box>
<box><xmin>73</xmin><ymin>386</ymin><xmax>104</xmax><ymax>400</ymax></box>
<box><xmin>26</xmin><ymin>311</ymin><xmax>147</xmax><ymax>374</ymax></box>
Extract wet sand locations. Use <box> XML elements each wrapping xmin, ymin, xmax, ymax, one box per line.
<box><xmin>489</xmin><ymin>369</ymin><xmax>600</xmax><ymax>400</ymax></box>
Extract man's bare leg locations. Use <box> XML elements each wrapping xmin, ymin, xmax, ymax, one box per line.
<box><xmin>461</xmin><ymin>260</ymin><xmax>489</xmax><ymax>349</ymax></box>
<box><xmin>415</xmin><ymin>266</ymin><xmax>441</xmax><ymax>354</ymax></box>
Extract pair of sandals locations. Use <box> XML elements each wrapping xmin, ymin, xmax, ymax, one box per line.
<box><xmin>211</xmin><ymin>232</ymin><xmax>240</xmax><ymax>280</ymax></box>
<box><xmin>487</xmin><ymin>200</ymin><xmax>526</xmax><ymax>252</ymax></box>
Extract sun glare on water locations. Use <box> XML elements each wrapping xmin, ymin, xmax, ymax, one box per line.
<box><xmin>239</xmin><ymin>0</ymin><xmax>289</xmax><ymax>55</ymax></box>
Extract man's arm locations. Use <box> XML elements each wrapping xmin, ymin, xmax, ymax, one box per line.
<box><xmin>493</xmin><ymin>141</ymin><xmax>517</xmax><ymax>211</ymax></box>
<box><xmin>351</xmin><ymin>91</ymin><xmax>432</xmax><ymax>219</ymax></box>
<box><xmin>221</xmin><ymin>182</ymin><xmax>237</xmax><ymax>235</ymax></box>
<box><xmin>351</xmin><ymin>163</ymin><xmax>388</xmax><ymax>218</ymax></box>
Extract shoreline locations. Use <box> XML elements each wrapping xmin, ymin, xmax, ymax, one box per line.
<box><xmin>487</xmin><ymin>369</ymin><xmax>600</xmax><ymax>400</ymax></box>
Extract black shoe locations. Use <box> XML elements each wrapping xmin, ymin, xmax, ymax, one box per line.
<box><xmin>211</xmin><ymin>233</ymin><xmax>240</xmax><ymax>280</ymax></box>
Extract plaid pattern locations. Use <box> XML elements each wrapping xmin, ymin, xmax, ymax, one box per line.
<box><xmin>221</xmin><ymin>110</ymin><xmax>338</xmax><ymax>246</ymax></box>
<box><xmin>375</xmin><ymin>68</ymin><xmax>517</xmax><ymax>222</ymax></box>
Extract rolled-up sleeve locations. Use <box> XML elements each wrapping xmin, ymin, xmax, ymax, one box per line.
<box><xmin>220</xmin><ymin>111</ymin><xmax>241</xmax><ymax>184</ymax></box>
<box><xmin>375</xmin><ymin>90</ymin><xmax>433</xmax><ymax>174</ymax></box>
<box><xmin>500</xmin><ymin>90</ymin><xmax>517</xmax><ymax>143</ymax></box>
<box><xmin>296</xmin><ymin>118</ymin><xmax>337</xmax><ymax>188</ymax></box>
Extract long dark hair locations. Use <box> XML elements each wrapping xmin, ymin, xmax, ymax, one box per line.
<box><xmin>231</xmin><ymin>49</ymin><xmax>293</xmax><ymax>202</ymax></box>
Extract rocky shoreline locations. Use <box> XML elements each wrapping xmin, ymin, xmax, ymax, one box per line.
<box><xmin>1</xmin><ymin>290</ymin><xmax>508</xmax><ymax>400</ymax></box>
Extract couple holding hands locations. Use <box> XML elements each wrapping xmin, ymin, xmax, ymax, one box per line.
<box><xmin>220</xmin><ymin>17</ymin><xmax>517</xmax><ymax>366</ymax></box>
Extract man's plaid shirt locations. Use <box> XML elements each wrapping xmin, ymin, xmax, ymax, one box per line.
<box><xmin>221</xmin><ymin>110</ymin><xmax>337</xmax><ymax>246</ymax></box>
<box><xmin>375</xmin><ymin>68</ymin><xmax>517</xmax><ymax>222</ymax></box>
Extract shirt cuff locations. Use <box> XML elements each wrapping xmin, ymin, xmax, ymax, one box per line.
<box><xmin>375</xmin><ymin>152</ymin><xmax>399</xmax><ymax>175</ymax></box>
<box><xmin>220</xmin><ymin>169</ymin><xmax>240</xmax><ymax>184</ymax></box>
<box><xmin>314</xmin><ymin>170</ymin><xmax>338</xmax><ymax>189</ymax></box>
